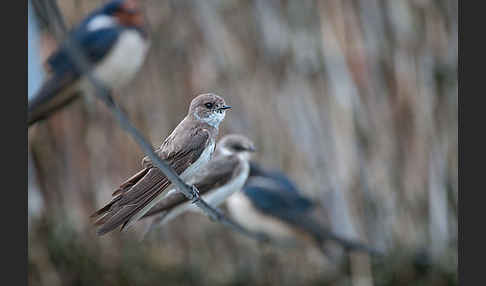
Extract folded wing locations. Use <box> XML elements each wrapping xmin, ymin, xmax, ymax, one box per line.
<box><xmin>141</xmin><ymin>154</ymin><xmax>240</xmax><ymax>219</ymax></box>
<box><xmin>28</xmin><ymin>27</ymin><xmax>122</xmax><ymax>125</ymax></box>
<box><xmin>91</xmin><ymin>125</ymin><xmax>211</xmax><ymax>235</ymax></box>
<box><xmin>243</xmin><ymin>177</ymin><xmax>381</xmax><ymax>255</ymax></box>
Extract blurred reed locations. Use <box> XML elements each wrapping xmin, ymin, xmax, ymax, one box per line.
<box><xmin>28</xmin><ymin>0</ymin><xmax>457</xmax><ymax>285</ymax></box>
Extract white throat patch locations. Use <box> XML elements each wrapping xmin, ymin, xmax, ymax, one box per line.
<box><xmin>218</xmin><ymin>146</ymin><xmax>233</xmax><ymax>156</ymax></box>
<box><xmin>195</xmin><ymin>111</ymin><xmax>226</xmax><ymax>128</ymax></box>
<box><xmin>87</xmin><ymin>15</ymin><xmax>117</xmax><ymax>31</ymax></box>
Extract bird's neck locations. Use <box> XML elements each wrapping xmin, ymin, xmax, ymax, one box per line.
<box><xmin>191</xmin><ymin>112</ymin><xmax>225</xmax><ymax>129</ymax></box>
<box><xmin>180</xmin><ymin>115</ymin><xmax>219</xmax><ymax>138</ymax></box>
<box><xmin>215</xmin><ymin>146</ymin><xmax>232</xmax><ymax>157</ymax></box>
<box><xmin>214</xmin><ymin>147</ymin><xmax>251</xmax><ymax>163</ymax></box>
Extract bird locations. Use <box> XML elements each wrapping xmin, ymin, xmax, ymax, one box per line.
<box><xmin>139</xmin><ymin>134</ymin><xmax>256</xmax><ymax>237</ymax></box>
<box><xmin>91</xmin><ymin>93</ymin><xmax>231</xmax><ymax>235</ymax></box>
<box><xmin>226</xmin><ymin>162</ymin><xmax>382</xmax><ymax>257</ymax></box>
<box><xmin>28</xmin><ymin>0</ymin><xmax>149</xmax><ymax>126</ymax></box>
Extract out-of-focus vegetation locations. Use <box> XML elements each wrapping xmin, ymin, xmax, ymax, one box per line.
<box><xmin>28</xmin><ymin>0</ymin><xmax>457</xmax><ymax>285</ymax></box>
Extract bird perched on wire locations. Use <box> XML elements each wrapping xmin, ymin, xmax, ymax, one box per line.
<box><xmin>139</xmin><ymin>134</ymin><xmax>256</xmax><ymax>237</ymax></box>
<box><xmin>91</xmin><ymin>93</ymin><xmax>232</xmax><ymax>235</ymax></box>
<box><xmin>28</xmin><ymin>0</ymin><xmax>149</xmax><ymax>126</ymax></box>
<box><xmin>226</xmin><ymin>162</ymin><xmax>383</xmax><ymax>257</ymax></box>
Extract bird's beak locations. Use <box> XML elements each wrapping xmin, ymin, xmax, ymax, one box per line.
<box><xmin>218</xmin><ymin>105</ymin><xmax>232</xmax><ymax>111</ymax></box>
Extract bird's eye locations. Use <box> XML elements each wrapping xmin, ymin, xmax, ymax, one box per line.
<box><xmin>205</xmin><ymin>102</ymin><xmax>214</xmax><ymax>109</ymax></box>
<box><xmin>232</xmin><ymin>144</ymin><xmax>245</xmax><ymax>151</ymax></box>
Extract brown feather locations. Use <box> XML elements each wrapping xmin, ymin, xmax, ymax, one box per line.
<box><xmin>92</xmin><ymin>117</ymin><xmax>218</xmax><ymax>235</ymax></box>
<box><xmin>141</xmin><ymin>153</ymin><xmax>241</xmax><ymax>219</ymax></box>
<box><xmin>113</xmin><ymin>168</ymin><xmax>150</xmax><ymax>196</ymax></box>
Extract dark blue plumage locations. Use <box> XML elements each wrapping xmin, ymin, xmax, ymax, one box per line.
<box><xmin>28</xmin><ymin>0</ymin><xmax>148</xmax><ymax>126</ymax></box>
<box><xmin>243</xmin><ymin>184</ymin><xmax>314</xmax><ymax>215</ymax></box>
<box><xmin>48</xmin><ymin>0</ymin><xmax>140</xmax><ymax>76</ymax></box>
<box><xmin>244</xmin><ymin>162</ymin><xmax>314</xmax><ymax>216</ymax></box>
<box><xmin>237</xmin><ymin>162</ymin><xmax>383</xmax><ymax>257</ymax></box>
<box><xmin>48</xmin><ymin>28</ymin><xmax>122</xmax><ymax>76</ymax></box>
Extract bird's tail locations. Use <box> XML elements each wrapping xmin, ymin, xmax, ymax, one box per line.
<box><xmin>284</xmin><ymin>212</ymin><xmax>384</xmax><ymax>258</ymax></box>
<box><xmin>28</xmin><ymin>73</ymin><xmax>79</xmax><ymax>126</ymax></box>
<box><xmin>90</xmin><ymin>167</ymin><xmax>163</xmax><ymax>235</ymax></box>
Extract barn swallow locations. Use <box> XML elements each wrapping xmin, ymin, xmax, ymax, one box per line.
<box><xmin>91</xmin><ymin>93</ymin><xmax>231</xmax><ymax>235</ymax></box>
<box><xmin>227</xmin><ymin>162</ymin><xmax>382</xmax><ymax>256</ymax></box>
<box><xmin>28</xmin><ymin>0</ymin><xmax>149</xmax><ymax>126</ymax></box>
<box><xmin>139</xmin><ymin>134</ymin><xmax>256</xmax><ymax>236</ymax></box>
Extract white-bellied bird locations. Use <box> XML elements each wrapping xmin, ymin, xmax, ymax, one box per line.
<box><xmin>140</xmin><ymin>134</ymin><xmax>256</xmax><ymax>237</ymax></box>
<box><xmin>28</xmin><ymin>0</ymin><xmax>149</xmax><ymax>126</ymax></box>
<box><xmin>227</xmin><ymin>162</ymin><xmax>382</xmax><ymax>257</ymax></box>
<box><xmin>91</xmin><ymin>93</ymin><xmax>231</xmax><ymax>235</ymax></box>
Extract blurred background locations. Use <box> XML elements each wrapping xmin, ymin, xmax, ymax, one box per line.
<box><xmin>28</xmin><ymin>0</ymin><xmax>457</xmax><ymax>285</ymax></box>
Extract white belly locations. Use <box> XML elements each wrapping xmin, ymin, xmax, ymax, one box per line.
<box><xmin>125</xmin><ymin>142</ymin><xmax>215</xmax><ymax>227</ymax></box>
<box><xmin>92</xmin><ymin>30</ymin><xmax>148</xmax><ymax>88</ymax></box>
<box><xmin>226</xmin><ymin>192</ymin><xmax>296</xmax><ymax>239</ymax></box>
<box><xmin>153</xmin><ymin>158</ymin><xmax>249</xmax><ymax>226</ymax></box>
<box><xmin>200</xmin><ymin>160</ymin><xmax>249</xmax><ymax>207</ymax></box>
<box><xmin>179</xmin><ymin>141</ymin><xmax>215</xmax><ymax>180</ymax></box>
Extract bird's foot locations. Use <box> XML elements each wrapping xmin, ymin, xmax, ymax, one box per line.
<box><xmin>105</xmin><ymin>92</ymin><xmax>115</xmax><ymax>106</ymax></box>
<box><xmin>190</xmin><ymin>185</ymin><xmax>200</xmax><ymax>203</ymax></box>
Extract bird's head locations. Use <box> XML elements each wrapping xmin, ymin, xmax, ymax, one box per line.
<box><xmin>216</xmin><ymin>134</ymin><xmax>256</xmax><ymax>160</ymax></box>
<box><xmin>99</xmin><ymin>0</ymin><xmax>145</xmax><ymax>29</ymax></box>
<box><xmin>189</xmin><ymin>93</ymin><xmax>231</xmax><ymax>128</ymax></box>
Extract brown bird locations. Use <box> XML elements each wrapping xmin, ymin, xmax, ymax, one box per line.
<box><xmin>139</xmin><ymin>134</ymin><xmax>256</xmax><ymax>237</ymax></box>
<box><xmin>91</xmin><ymin>93</ymin><xmax>231</xmax><ymax>235</ymax></box>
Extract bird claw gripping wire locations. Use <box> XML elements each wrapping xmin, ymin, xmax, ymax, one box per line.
<box><xmin>190</xmin><ymin>185</ymin><xmax>201</xmax><ymax>204</ymax></box>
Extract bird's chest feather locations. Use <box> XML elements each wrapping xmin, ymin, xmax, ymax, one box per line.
<box><xmin>204</xmin><ymin>160</ymin><xmax>249</xmax><ymax>207</ymax></box>
<box><xmin>180</xmin><ymin>141</ymin><xmax>215</xmax><ymax>180</ymax></box>
<box><xmin>227</xmin><ymin>191</ymin><xmax>296</xmax><ymax>239</ymax></box>
<box><xmin>92</xmin><ymin>30</ymin><xmax>148</xmax><ymax>88</ymax></box>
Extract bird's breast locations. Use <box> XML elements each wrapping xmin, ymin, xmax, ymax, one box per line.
<box><xmin>92</xmin><ymin>29</ymin><xmax>148</xmax><ymax>88</ymax></box>
<box><xmin>227</xmin><ymin>192</ymin><xmax>296</xmax><ymax>239</ymax></box>
<box><xmin>180</xmin><ymin>141</ymin><xmax>215</xmax><ymax>180</ymax></box>
<box><xmin>202</xmin><ymin>160</ymin><xmax>249</xmax><ymax>207</ymax></box>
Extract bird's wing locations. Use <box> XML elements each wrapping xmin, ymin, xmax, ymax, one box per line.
<box><xmin>264</xmin><ymin>171</ymin><xmax>302</xmax><ymax>195</ymax></box>
<box><xmin>243</xmin><ymin>176</ymin><xmax>314</xmax><ymax>215</ymax></box>
<box><xmin>91</xmin><ymin>126</ymin><xmax>211</xmax><ymax>235</ymax></box>
<box><xmin>27</xmin><ymin>71</ymin><xmax>80</xmax><ymax>125</ymax></box>
<box><xmin>248</xmin><ymin>162</ymin><xmax>309</xmax><ymax>198</ymax></box>
<box><xmin>244</xmin><ymin>178</ymin><xmax>381</xmax><ymax>256</ymax></box>
<box><xmin>28</xmin><ymin>27</ymin><xmax>122</xmax><ymax>126</ymax></box>
<box><xmin>268</xmin><ymin>209</ymin><xmax>382</xmax><ymax>256</ymax></box>
<box><xmin>141</xmin><ymin>154</ymin><xmax>240</xmax><ymax>219</ymax></box>
<box><xmin>189</xmin><ymin>154</ymin><xmax>241</xmax><ymax>193</ymax></box>
<box><xmin>48</xmin><ymin>27</ymin><xmax>122</xmax><ymax>75</ymax></box>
